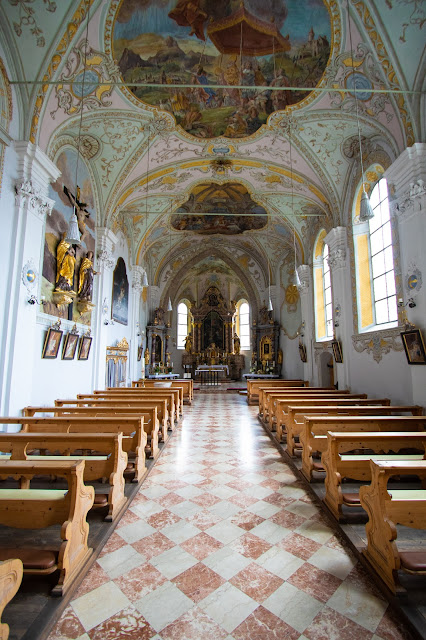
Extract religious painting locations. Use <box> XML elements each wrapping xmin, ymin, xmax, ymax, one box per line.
<box><xmin>203</xmin><ymin>310</ymin><xmax>224</xmax><ymax>350</ymax></box>
<box><xmin>112</xmin><ymin>0</ymin><xmax>331</xmax><ymax>139</ymax></box>
<box><xmin>299</xmin><ymin>342</ymin><xmax>307</xmax><ymax>363</ymax></box>
<box><xmin>401</xmin><ymin>329</ymin><xmax>426</xmax><ymax>365</ymax></box>
<box><xmin>332</xmin><ymin>339</ymin><xmax>343</xmax><ymax>364</ymax></box>
<box><xmin>42</xmin><ymin>149</ymin><xmax>95</xmax><ymax>324</ymax></box>
<box><xmin>42</xmin><ymin>327</ymin><xmax>63</xmax><ymax>359</ymax></box>
<box><xmin>172</xmin><ymin>182</ymin><xmax>268</xmax><ymax>234</ymax></box>
<box><xmin>62</xmin><ymin>332</ymin><xmax>79</xmax><ymax>360</ymax></box>
<box><xmin>137</xmin><ymin>345</ymin><xmax>143</xmax><ymax>361</ymax></box>
<box><xmin>112</xmin><ymin>258</ymin><xmax>129</xmax><ymax>325</ymax></box>
<box><xmin>78</xmin><ymin>336</ymin><xmax>92</xmax><ymax>361</ymax></box>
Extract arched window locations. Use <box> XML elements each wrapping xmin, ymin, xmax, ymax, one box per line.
<box><xmin>354</xmin><ymin>176</ymin><xmax>397</xmax><ymax>331</ymax></box>
<box><xmin>236</xmin><ymin>300</ymin><xmax>250</xmax><ymax>350</ymax></box>
<box><xmin>177</xmin><ymin>301</ymin><xmax>190</xmax><ymax>349</ymax></box>
<box><xmin>314</xmin><ymin>232</ymin><xmax>333</xmax><ymax>341</ymax></box>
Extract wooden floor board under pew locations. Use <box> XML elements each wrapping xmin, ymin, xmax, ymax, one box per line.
<box><xmin>258</xmin><ymin>386</ymin><xmax>331</xmax><ymax>420</ymax></box>
<box><xmin>133</xmin><ymin>378</ymin><xmax>194</xmax><ymax>404</ymax></box>
<box><xmin>0</xmin><ymin>460</ymin><xmax>94</xmax><ymax>597</ymax></box>
<box><xmin>360</xmin><ymin>460</ymin><xmax>426</xmax><ymax>594</ymax></box>
<box><xmin>284</xmin><ymin>403</ymin><xmax>421</xmax><ymax>456</ymax></box>
<box><xmin>0</xmin><ymin>432</ymin><xmax>129</xmax><ymax>521</ymax></box>
<box><xmin>0</xmin><ymin>558</ymin><xmax>23</xmax><ymax>640</ymax></box>
<box><xmin>321</xmin><ymin>431</ymin><xmax>426</xmax><ymax>521</ymax></box>
<box><xmin>10</xmin><ymin>415</ymin><xmax>149</xmax><ymax>472</ymax></box>
<box><xmin>299</xmin><ymin>415</ymin><xmax>426</xmax><ymax>481</ymax></box>
<box><xmin>246</xmin><ymin>379</ymin><xmax>308</xmax><ymax>405</ymax></box>
<box><xmin>103</xmin><ymin>386</ymin><xmax>184</xmax><ymax>419</ymax></box>
<box><xmin>79</xmin><ymin>390</ymin><xmax>180</xmax><ymax>427</ymax></box>
<box><xmin>26</xmin><ymin>402</ymin><xmax>164</xmax><ymax>451</ymax></box>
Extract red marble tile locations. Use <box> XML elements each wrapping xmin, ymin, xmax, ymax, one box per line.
<box><xmin>160</xmin><ymin>607</ymin><xmax>229</xmax><ymax>640</ymax></box>
<box><xmin>116</xmin><ymin>509</ymin><xmax>141</xmax><ymax>529</ymax></box>
<box><xmin>228</xmin><ymin>493</ymin><xmax>259</xmax><ymax>508</ymax></box>
<box><xmin>146</xmin><ymin>509</ymin><xmax>182</xmax><ymax>529</ymax></box>
<box><xmin>226</xmin><ymin>479</ymin><xmax>254</xmax><ymax>491</ymax></box>
<box><xmin>190</xmin><ymin>492</ymin><xmax>222</xmax><ymax>507</ymax></box>
<box><xmin>232</xmin><ymin>605</ymin><xmax>299</xmax><ymax>640</ymax></box>
<box><xmin>48</xmin><ymin>605</ymin><xmax>85</xmax><ymax>640</ymax></box>
<box><xmin>157</xmin><ymin>492</ymin><xmax>186</xmax><ymax>508</ymax></box>
<box><xmin>230</xmin><ymin>563</ymin><xmax>284</xmax><ymax>602</ymax></box>
<box><xmin>230</xmin><ymin>532</ymin><xmax>273</xmax><ymax>559</ymax></box>
<box><xmin>73</xmin><ymin>562</ymin><xmax>110</xmax><ymax>599</ymax></box>
<box><xmin>263</xmin><ymin>492</ymin><xmax>296</xmax><ymax>508</ymax></box>
<box><xmin>288</xmin><ymin>562</ymin><xmax>342</xmax><ymax>602</ymax></box>
<box><xmin>269</xmin><ymin>509</ymin><xmax>306</xmax><ymax>529</ymax></box>
<box><xmin>98</xmin><ymin>531</ymin><xmax>128</xmax><ymax>558</ymax></box>
<box><xmin>114</xmin><ymin>563</ymin><xmax>167</xmax><ymax>601</ymax></box>
<box><xmin>186</xmin><ymin>509</ymin><xmax>222</xmax><ymax>530</ymax></box>
<box><xmin>230</xmin><ymin>511</ymin><xmax>265</xmax><ymax>531</ymax></box>
<box><xmin>303</xmin><ymin>606</ymin><xmax>374</xmax><ymax>640</ymax></box>
<box><xmin>375</xmin><ymin>609</ymin><xmax>415</xmax><ymax>640</ymax></box>
<box><xmin>278</xmin><ymin>532</ymin><xmax>322</xmax><ymax>560</ymax></box>
<box><xmin>260</xmin><ymin>478</ymin><xmax>282</xmax><ymax>491</ymax></box>
<box><xmin>180</xmin><ymin>532</ymin><xmax>224</xmax><ymax>560</ymax></box>
<box><xmin>131</xmin><ymin>493</ymin><xmax>149</xmax><ymax>505</ymax></box>
<box><xmin>88</xmin><ymin>605</ymin><xmax>156</xmax><ymax>640</ymax></box>
<box><xmin>131</xmin><ymin>531</ymin><xmax>175</xmax><ymax>560</ymax></box>
<box><xmin>172</xmin><ymin>562</ymin><xmax>225</xmax><ymax>603</ymax></box>
<box><xmin>199</xmin><ymin>467</ymin><xmax>222</xmax><ymax>478</ymax></box>
<box><xmin>344</xmin><ymin>564</ymin><xmax>386</xmax><ymax>601</ymax></box>
<box><xmin>160</xmin><ymin>480</ymin><xmax>188</xmax><ymax>490</ymax></box>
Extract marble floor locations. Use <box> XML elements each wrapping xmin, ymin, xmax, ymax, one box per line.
<box><xmin>48</xmin><ymin>390</ymin><xmax>414</xmax><ymax>640</ymax></box>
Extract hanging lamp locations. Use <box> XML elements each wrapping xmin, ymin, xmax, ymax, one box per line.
<box><xmin>142</xmin><ymin>130</ymin><xmax>150</xmax><ymax>287</ymax></box>
<box><xmin>288</xmin><ymin>128</ymin><xmax>301</xmax><ymax>288</ymax></box>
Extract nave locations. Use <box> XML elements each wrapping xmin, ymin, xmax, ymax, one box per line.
<box><xmin>47</xmin><ymin>390</ymin><xmax>411</xmax><ymax>640</ymax></box>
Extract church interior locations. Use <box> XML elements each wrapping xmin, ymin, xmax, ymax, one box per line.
<box><xmin>0</xmin><ymin>1</ymin><xmax>425</xmax><ymax>639</ymax></box>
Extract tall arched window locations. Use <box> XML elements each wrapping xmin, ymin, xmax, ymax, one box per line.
<box><xmin>314</xmin><ymin>232</ymin><xmax>334</xmax><ymax>341</ymax></box>
<box><xmin>177</xmin><ymin>301</ymin><xmax>190</xmax><ymax>349</ymax></box>
<box><xmin>354</xmin><ymin>176</ymin><xmax>397</xmax><ymax>331</ymax></box>
<box><xmin>236</xmin><ymin>300</ymin><xmax>250</xmax><ymax>350</ymax></box>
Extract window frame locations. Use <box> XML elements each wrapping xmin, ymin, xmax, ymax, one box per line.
<box><xmin>177</xmin><ymin>300</ymin><xmax>190</xmax><ymax>349</ymax></box>
<box><xmin>236</xmin><ymin>299</ymin><xmax>250</xmax><ymax>351</ymax></box>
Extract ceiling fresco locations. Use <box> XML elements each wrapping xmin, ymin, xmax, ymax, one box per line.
<box><xmin>112</xmin><ymin>0</ymin><xmax>331</xmax><ymax>138</ymax></box>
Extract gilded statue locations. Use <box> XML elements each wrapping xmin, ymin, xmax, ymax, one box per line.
<box><xmin>78</xmin><ymin>251</ymin><xmax>98</xmax><ymax>301</ymax></box>
<box><xmin>184</xmin><ymin>334</ymin><xmax>192</xmax><ymax>353</ymax></box>
<box><xmin>277</xmin><ymin>348</ymin><xmax>283</xmax><ymax>364</ymax></box>
<box><xmin>144</xmin><ymin>346</ymin><xmax>150</xmax><ymax>365</ymax></box>
<box><xmin>56</xmin><ymin>232</ymin><xmax>76</xmax><ymax>292</ymax></box>
<box><xmin>233</xmin><ymin>334</ymin><xmax>241</xmax><ymax>355</ymax></box>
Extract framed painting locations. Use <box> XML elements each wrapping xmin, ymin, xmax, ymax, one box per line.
<box><xmin>62</xmin><ymin>332</ymin><xmax>79</xmax><ymax>360</ymax></box>
<box><xmin>42</xmin><ymin>328</ymin><xmax>63</xmax><ymax>359</ymax></box>
<box><xmin>299</xmin><ymin>343</ymin><xmax>307</xmax><ymax>363</ymax></box>
<box><xmin>332</xmin><ymin>340</ymin><xmax>343</xmax><ymax>364</ymax></box>
<box><xmin>78</xmin><ymin>335</ymin><xmax>92</xmax><ymax>361</ymax></box>
<box><xmin>401</xmin><ymin>329</ymin><xmax>426</xmax><ymax>365</ymax></box>
<box><xmin>137</xmin><ymin>345</ymin><xmax>143</xmax><ymax>362</ymax></box>
<box><xmin>112</xmin><ymin>257</ymin><xmax>129</xmax><ymax>325</ymax></box>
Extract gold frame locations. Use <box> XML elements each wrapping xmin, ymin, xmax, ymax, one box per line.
<box><xmin>78</xmin><ymin>336</ymin><xmax>92</xmax><ymax>361</ymax></box>
<box><xmin>62</xmin><ymin>332</ymin><xmax>79</xmax><ymax>360</ymax></box>
<box><xmin>332</xmin><ymin>340</ymin><xmax>343</xmax><ymax>364</ymax></box>
<box><xmin>42</xmin><ymin>328</ymin><xmax>63</xmax><ymax>359</ymax></box>
<box><xmin>401</xmin><ymin>329</ymin><xmax>426</xmax><ymax>365</ymax></box>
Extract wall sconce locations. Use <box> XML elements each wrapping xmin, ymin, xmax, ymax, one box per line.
<box><xmin>398</xmin><ymin>297</ymin><xmax>416</xmax><ymax>309</ymax></box>
<box><xmin>28</xmin><ymin>295</ymin><xmax>45</xmax><ymax>305</ymax></box>
<box><xmin>104</xmin><ymin>319</ymin><xmax>115</xmax><ymax>326</ymax></box>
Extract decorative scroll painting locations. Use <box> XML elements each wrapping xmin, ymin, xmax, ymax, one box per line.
<box><xmin>171</xmin><ymin>182</ymin><xmax>268</xmax><ymax>234</ymax></box>
<box><xmin>113</xmin><ymin>0</ymin><xmax>331</xmax><ymax>138</ymax></box>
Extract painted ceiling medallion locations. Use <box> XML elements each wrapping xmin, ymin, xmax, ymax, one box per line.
<box><xmin>112</xmin><ymin>0</ymin><xmax>331</xmax><ymax>139</ymax></box>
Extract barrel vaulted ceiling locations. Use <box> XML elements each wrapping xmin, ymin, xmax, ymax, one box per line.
<box><xmin>0</xmin><ymin>0</ymin><xmax>424</xmax><ymax>287</ymax></box>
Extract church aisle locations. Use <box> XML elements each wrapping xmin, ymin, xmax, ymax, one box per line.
<box><xmin>48</xmin><ymin>391</ymin><xmax>412</xmax><ymax>640</ymax></box>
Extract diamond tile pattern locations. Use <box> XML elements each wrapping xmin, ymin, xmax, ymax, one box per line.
<box><xmin>48</xmin><ymin>390</ymin><xmax>413</xmax><ymax>640</ymax></box>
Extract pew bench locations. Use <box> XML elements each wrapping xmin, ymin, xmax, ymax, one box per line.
<box><xmin>258</xmin><ymin>386</ymin><xmax>338</xmax><ymax>420</ymax></box>
<box><xmin>321</xmin><ymin>431</ymin><xmax>426</xmax><ymax>521</ymax></box>
<box><xmin>284</xmin><ymin>402</ymin><xmax>419</xmax><ymax>455</ymax></box>
<box><xmin>79</xmin><ymin>390</ymin><xmax>179</xmax><ymax>426</ymax></box>
<box><xmin>0</xmin><ymin>460</ymin><xmax>93</xmax><ymax>596</ymax></box>
<box><xmin>106</xmin><ymin>385</ymin><xmax>184</xmax><ymax>416</ymax></box>
<box><xmin>246</xmin><ymin>379</ymin><xmax>307</xmax><ymax>405</ymax></box>
<box><xmin>360</xmin><ymin>460</ymin><xmax>426</xmax><ymax>593</ymax></box>
<box><xmin>0</xmin><ymin>558</ymin><xmax>23</xmax><ymax>640</ymax></box>
<box><xmin>133</xmin><ymin>379</ymin><xmax>194</xmax><ymax>404</ymax></box>
<box><xmin>0</xmin><ymin>432</ymin><xmax>129</xmax><ymax>521</ymax></box>
<box><xmin>299</xmin><ymin>415</ymin><xmax>426</xmax><ymax>481</ymax></box>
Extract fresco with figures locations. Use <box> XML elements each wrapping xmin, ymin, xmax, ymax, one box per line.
<box><xmin>42</xmin><ymin>149</ymin><xmax>95</xmax><ymax>323</ymax></box>
<box><xmin>113</xmin><ymin>0</ymin><xmax>331</xmax><ymax>138</ymax></box>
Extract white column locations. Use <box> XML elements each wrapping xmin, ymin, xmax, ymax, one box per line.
<box><xmin>296</xmin><ymin>264</ymin><xmax>314</xmax><ymax>385</ymax></box>
<box><xmin>0</xmin><ymin>142</ymin><xmax>60</xmax><ymax>416</ymax></box>
<box><xmin>130</xmin><ymin>265</ymin><xmax>144</xmax><ymax>383</ymax></box>
<box><xmin>324</xmin><ymin>226</ymin><xmax>350</xmax><ymax>390</ymax></box>
<box><xmin>386</xmin><ymin>143</ymin><xmax>426</xmax><ymax>405</ymax></box>
<box><xmin>92</xmin><ymin>227</ymin><xmax>117</xmax><ymax>390</ymax></box>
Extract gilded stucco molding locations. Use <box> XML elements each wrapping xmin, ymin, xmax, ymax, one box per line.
<box><xmin>352</xmin><ymin>328</ymin><xmax>404</xmax><ymax>363</ymax></box>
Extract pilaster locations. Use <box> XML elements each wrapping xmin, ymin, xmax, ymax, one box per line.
<box><xmin>296</xmin><ymin>264</ymin><xmax>314</xmax><ymax>384</ymax></box>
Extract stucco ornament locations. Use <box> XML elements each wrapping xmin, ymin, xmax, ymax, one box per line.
<box><xmin>15</xmin><ymin>180</ymin><xmax>54</xmax><ymax>220</ymax></box>
<box><xmin>9</xmin><ymin>0</ymin><xmax>56</xmax><ymax>47</ymax></box>
<box><xmin>21</xmin><ymin>259</ymin><xmax>38</xmax><ymax>295</ymax></box>
<box><xmin>352</xmin><ymin>329</ymin><xmax>404</xmax><ymax>363</ymax></box>
<box><xmin>391</xmin><ymin>179</ymin><xmax>426</xmax><ymax>218</ymax></box>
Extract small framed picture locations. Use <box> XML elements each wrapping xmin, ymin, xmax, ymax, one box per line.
<box><xmin>62</xmin><ymin>332</ymin><xmax>79</xmax><ymax>360</ymax></box>
<box><xmin>401</xmin><ymin>329</ymin><xmax>426</xmax><ymax>365</ymax></box>
<box><xmin>137</xmin><ymin>345</ymin><xmax>143</xmax><ymax>361</ymax></box>
<box><xmin>42</xmin><ymin>328</ymin><xmax>63</xmax><ymax>359</ymax></box>
<box><xmin>332</xmin><ymin>340</ymin><xmax>343</xmax><ymax>364</ymax></box>
<box><xmin>78</xmin><ymin>335</ymin><xmax>92</xmax><ymax>361</ymax></box>
<box><xmin>299</xmin><ymin>343</ymin><xmax>307</xmax><ymax>363</ymax></box>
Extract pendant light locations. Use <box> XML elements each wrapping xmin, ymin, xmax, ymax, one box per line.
<box><xmin>166</xmin><ymin>202</ymin><xmax>172</xmax><ymax>312</ymax></box>
<box><xmin>348</xmin><ymin>3</ymin><xmax>374</xmax><ymax>222</ymax></box>
<box><xmin>142</xmin><ymin>130</ymin><xmax>150</xmax><ymax>287</ymax></box>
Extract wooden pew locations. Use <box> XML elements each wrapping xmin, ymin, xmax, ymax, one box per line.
<box><xmin>246</xmin><ymin>379</ymin><xmax>307</xmax><ymax>405</ymax></box>
<box><xmin>103</xmin><ymin>386</ymin><xmax>184</xmax><ymax>418</ymax></box>
<box><xmin>26</xmin><ymin>402</ymin><xmax>164</xmax><ymax>447</ymax></box>
<box><xmin>0</xmin><ymin>432</ymin><xmax>129</xmax><ymax>521</ymax></box>
<box><xmin>258</xmin><ymin>386</ymin><xmax>335</xmax><ymax>420</ymax></box>
<box><xmin>0</xmin><ymin>558</ymin><xmax>23</xmax><ymax>640</ymax></box>
<box><xmin>284</xmin><ymin>402</ymin><xmax>419</xmax><ymax>455</ymax></box>
<box><xmin>322</xmin><ymin>431</ymin><xmax>426</xmax><ymax>520</ymax></box>
<box><xmin>300</xmin><ymin>415</ymin><xmax>426</xmax><ymax>481</ymax></box>
<box><xmin>2</xmin><ymin>415</ymin><xmax>149</xmax><ymax>472</ymax></box>
<box><xmin>133</xmin><ymin>378</ymin><xmax>194</xmax><ymax>404</ymax></box>
<box><xmin>360</xmin><ymin>460</ymin><xmax>426</xmax><ymax>593</ymax></box>
<box><xmin>79</xmin><ymin>390</ymin><xmax>179</xmax><ymax>426</ymax></box>
<box><xmin>261</xmin><ymin>390</ymin><xmax>355</xmax><ymax>429</ymax></box>
<box><xmin>0</xmin><ymin>460</ymin><xmax>94</xmax><ymax>596</ymax></box>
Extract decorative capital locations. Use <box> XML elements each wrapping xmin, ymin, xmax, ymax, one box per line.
<box><xmin>96</xmin><ymin>227</ymin><xmax>117</xmax><ymax>269</ymax></box>
<box><xmin>390</xmin><ymin>179</ymin><xmax>426</xmax><ymax>221</ymax></box>
<box><xmin>132</xmin><ymin>265</ymin><xmax>145</xmax><ymax>292</ymax></box>
<box><xmin>296</xmin><ymin>264</ymin><xmax>311</xmax><ymax>292</ymax></box>
<box><xmin>15</xmin><ymin>180</ymin><xmax>55</xmax><ymax>220</ymax></box>
<box><xmin>97</xmin><ymin>249</ymin><xmax>115</xmax><ymax>269</ymax></box>
<box><xmin>324</xmin><ymin>226</ymin><xmax>347</xmax><ymax>270</ymax></box>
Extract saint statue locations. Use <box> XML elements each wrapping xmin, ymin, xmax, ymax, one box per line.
<box><xmin>144</xmin><ymin>347</ymin><xmax>150</xmax><ymax>365</ymax></box>
<box><xmin>78</xmin><ymin>251</ymin><xmax>98</xmax><ymax>301</ymax></box>
<box><xmin>184</xmin><ymin>334</ymin><xmax>193</xmax><ymax>353</ymax></box>
<box><xmin>56</xmin><ymin>232</ymin><xmax>76</xmax><ymax>292</ymax></box>
<box><xmin>277</xmin><ymin>348</ymin><xmax>283</xmax><ymax>364</ymax></box>
<box><xmin>233</xmin><ymin>334</ymin><xmax>241</xmax><ymax>355</ymax></box>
